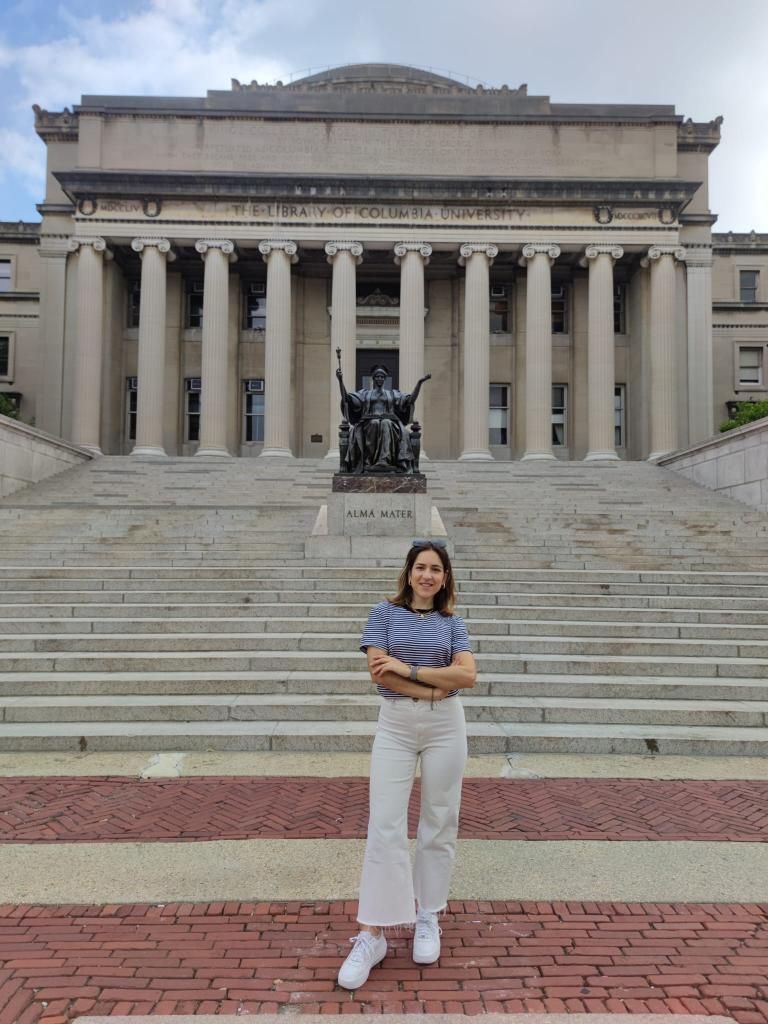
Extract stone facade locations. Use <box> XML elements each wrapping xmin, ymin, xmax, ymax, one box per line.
<box><xmin>0</xmin><ymin>64</ymin><xmax>763</xmax><ymax>460</ymax></box>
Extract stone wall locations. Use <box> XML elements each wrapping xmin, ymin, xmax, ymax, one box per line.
<box><xmin>659</xmin><ymin>417</ymin><xmax>768</xmax><ymax>512</ymax></box>
<box><xmin>0</xmin><ymin>415</ymin><xmax>91</xmax><ymax>498</ymax></box>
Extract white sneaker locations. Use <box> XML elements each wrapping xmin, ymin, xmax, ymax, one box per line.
<box><xmin>413</xmin><ymin>909</ymin><xmax>441</xmax><ymax>964</ymax></box>
<box><xmin>338</xmin><ymin>931</ymin><xmax>387</xmax><ymax>990</ymax></box>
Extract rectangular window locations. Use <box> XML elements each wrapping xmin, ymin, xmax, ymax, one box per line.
<box><xmin>0</xmin><ymin>260</ymin><xmax>11</xmax><ymax>293</ymax></box>
<box><xmin>127</xmin><ymin>280</ymin><xmax>140</xmax><ymax>328</ymax></box>
<box><xmin>489</xmin><ymin>383</ymin><xmax>509</xmax><ymax>445</ymax></box>
<box><xmin>552</xmin><ymin>284</ymin><xmax>568</xmax><ymax>334</ymax></box>
<box><xmin>740</xmin><ymin>270</ymin><xmax>759</xmax><ymax>304</ymax></box>
<box><xmin>489</xmin><ymin>285</ymin><xmax>509</xmax><ymax>333</ymax></box>
<box><xmin>244</xmin><ymin>282</ymin><xmax>266</xmax><ymax>329</ymax></box>
<box><xmin>0</xmin><ymin>336</ymin><xmax>9</xmax><ymax>378</ymax></box>
<box><xmin>185</xmin><ymin>378</ymin><xmax>201</xmax><ymax>441</ymax></box>
<box><xmin>614</xmin><ymin>384</ymin><xmax>626</xmax><ymax>448</ymax></box>
<box><xmin>126</xmin><ymin>377</ymin><xmax>138</xmax><ymax>441</ymax></box>
<box><xmin>613</xmin><ymin>284</ymin><xmax>627</xmax><ymax>334</ymax></box>
<box><xmin>186</xmin><ymin>281</ymin><xmax>204</xmax><ymax>328</ymax></box>
<box><xmin>552</xmin><ymin>384</ymin><xmax>567</xmax><ymax>446</ymax></box>
<box><xmin>243</xmin><ymin>379</ymin><xmax>265</xmax><ymax>442</ymax></box>
<box><xmin>738</xmin><ymin>347</ymin><xmax>763</xmax><ymax>387</ymax></box>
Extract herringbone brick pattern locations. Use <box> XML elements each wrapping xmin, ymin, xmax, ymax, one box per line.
<box><xmin>0</xmin><ymin>900</ymin><xmax>767</xmax><ymax>1023</ymax></box>
<box><xmin>1</xmin><ymin>777</ymin><xmax>767</xmax><ymax>843</ymax></box>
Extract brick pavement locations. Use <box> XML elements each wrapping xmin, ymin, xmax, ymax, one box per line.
<box><xmin>1</xmin><ymin>777</ymin><xmax>766</xmax><ymax>844</ymax></box>
<box><xmin>1</xmin><ymin>900</ymin><xmax>767</xmax><ymax>1023</ymax></box>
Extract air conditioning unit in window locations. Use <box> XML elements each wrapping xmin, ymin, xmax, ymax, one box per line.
<box><xmin>490</xmin><ymin>285</ymin><xmax>507</xmax><ymax>298</ymax></box>
<box><xmin>248</xmin><ymin>283</ymin><xmax>266</xmax><ymax>296</ymax></box>
<box><xmin>126</xmin><ymin>377</ymin><xmax>138</xmax><ymax>390</ymax></box>
<box><xmin>190</xmin><ymin>282</ymin><xmax>204</xmax><ymax>294</ymax></box>
<box><xmin>245</xmin><ymin>379</ymin><xmax>265</xmax><ymax>393</ymax></box>
<box><xmin>186</xmin><ymin>378</ymin><xmax>202</xmax><ymax>392</ymax></box>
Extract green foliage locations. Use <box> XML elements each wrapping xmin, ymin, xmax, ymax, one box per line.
<box><xmin>0</xmin><ymin>394</ymin><xmax>19</xmax><ymax>420</ymax></box>
<box><xmin>719</xmin><ymin>400</ymin><xmax>768</xmax><ymax>432</ymax></box>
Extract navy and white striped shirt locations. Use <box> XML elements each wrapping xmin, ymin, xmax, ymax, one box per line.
<box><xmin>360</xmin><ymin>600</ymin><xmax>472</xmax><ymax>699</ymax></box>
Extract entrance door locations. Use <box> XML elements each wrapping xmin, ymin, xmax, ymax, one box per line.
<box><xmin>356</xmin><ymin>349</ymin><xmax>399</xmax><ymax>390</ymax></box>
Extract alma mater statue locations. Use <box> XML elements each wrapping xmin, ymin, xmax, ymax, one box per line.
<box><xmin>335</xmin><ymin>360</ymin><xmax>431</xmax><ymax>475</ymax></box>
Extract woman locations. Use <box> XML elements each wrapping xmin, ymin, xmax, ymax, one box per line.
<box><xmin>338</xmin><ymin>539</ymin><xmax>477</xmax><ymax>990</ymax></box>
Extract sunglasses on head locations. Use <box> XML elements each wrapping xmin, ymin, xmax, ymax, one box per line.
<box><xmin>410</xmin><ymin>538</ymin><xmax>448</xmax><ymax>550</ymax></box>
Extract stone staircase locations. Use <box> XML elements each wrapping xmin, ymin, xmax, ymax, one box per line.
<box><xmin>0</xmin><ymin>456</ymin><xmax>767</xmax><ymax>754</ymax></box>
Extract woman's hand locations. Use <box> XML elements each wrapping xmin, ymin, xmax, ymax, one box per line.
<box><xmin>369</xmin><ymin>654</ymin><xmax>410</xmax><ymax>680</ymax></box>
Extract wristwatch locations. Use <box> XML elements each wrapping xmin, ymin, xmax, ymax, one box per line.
<box><xmin>409</xmin><ymin>665</ymin><xmax>419</xmax><ymax>681</ymax></box>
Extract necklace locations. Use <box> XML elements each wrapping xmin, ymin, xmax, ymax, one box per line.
<box><xmin>408</xmin><ymin>604</ymin><xmax>434</xmax><ymax>619</ymax></box>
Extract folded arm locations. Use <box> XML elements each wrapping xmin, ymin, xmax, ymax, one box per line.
<box><xmin>368</xmin><ymin>649</ymin><xmax>477</xmax><ymax>692</ymax></box>
<box><xmin>365</xmin><ymin>647</ymin><xmax>447</xmax><ymax>700</ymax></box>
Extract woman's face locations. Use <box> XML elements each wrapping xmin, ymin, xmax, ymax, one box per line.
<box><xmin>409</xmin><ymin>547</ymin><xmax>447</xmax><ymax>603</ymax></box>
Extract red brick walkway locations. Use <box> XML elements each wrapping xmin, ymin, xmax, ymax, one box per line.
<box><xmin>1</xmin><ymin>777</ymin><xmax>767</xmax><ymax>844</ymax></box>
<box><xmin>0</xmin><ymin>900</ymin><xmax>767</xmax><ymax>1023</ymax></box>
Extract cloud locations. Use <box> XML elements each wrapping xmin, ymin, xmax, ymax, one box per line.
<box><xmin>0</xmin><ymin>128</ymin><xmax>45</xmax><ymax>189</ymax></box>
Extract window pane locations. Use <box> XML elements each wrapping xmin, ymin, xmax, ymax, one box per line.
<box><xmin>0</xmin><ymin>336</ymin><xmax>8</xmax><ymax>377</ymax></box>
<box><xmin>552</xmin><ymin>285</ymin><xmax>568</xmax><ymax>333</ymax></box>
<box><xmin>740</xmin><ymin>271</ymin><xmax>758</xmax><ymax>303</ymax></box>
<box><xmin>740</xmin><ymin>348</ymin><xmax>761</xmax><ymax>367</ymax></box>
<box><xmin>613</xmin><ymin>284</ymin><xmax>626</xmax><ymax>334</ymax></box>
<box><xmin>489</xmin><ymin>427</ymin><xmax>507</xmax><ymax>445</ymax></box>
<box><xmin>0</xmin><ymin>261</ymin><xmax>10</xmax><ymax>293</ymax></box>
<box><xmin>489</xmin><ymin>385</ymin><xmax>507</xmax><ymax>408</ymax></box>
<box><xmin>127</xmin><ymin>281</ymin><xmax>140</xmax><ymax>328</ymax></box>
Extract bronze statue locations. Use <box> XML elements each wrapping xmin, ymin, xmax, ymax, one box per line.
<box><xmin>335</xmin><ymin>355</ymin><xmax>431</xmax><ymax>474</ymax></box>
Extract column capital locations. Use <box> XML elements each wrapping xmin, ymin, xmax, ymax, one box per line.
<box><xmin>581</xmin><ymin>243</ymin><xmax>624</xmax><ymax>265</ymax></box>
<box><xmin>325</xmin><ymin>240</ymin><xmax>363</xmax><ymax>263</ymax></box>
<box><xmin>69</xmin><ymin>236</ymin><xmax>113</xmax><ymax>260</ymax></box>
<box><xmin>259</xmin><ymin>239</ymin><xmax>298</xmax><ymax>263</ymax></box>
<box><xmin>195</xmin><ymin>238</ymin><xmax>238</xmax><ymax>262</ymax></box>
<box><xmin>394</xmin><ymin>241</ymin><xmax>432</xmax><ymax>265</ymax></box>
<box><xmin>519</xmin><ymin>242</ymin><xmax>560</xmax><ymax>266</ymax></box>
<box><xmin>39</xmin><ymin>236</ymin><xmax>72</xmax><ymax>260</ymax></box>
<box><xmin>642</xmin><ymin>244</ymin><xmax>686</xmax><ymax>267</ymax></box>
<box><xmin>131</xmin><ymin>237</ymin><xmax>176</xmax><ymax>262</ymax></box>
<box><xmin>681</xmin><ymin>245</ymin><xmax>713</xmax><ymax>269</ymax></box>
<box><xmin>458</xmin><ymin>242</ymin><xmax>498</xmax><ymax>266</ymax></box>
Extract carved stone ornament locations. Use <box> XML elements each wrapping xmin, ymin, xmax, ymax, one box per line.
<box><xmin>393</xmin><ymin>242</ymin><xmax>432</xmax><ymax>265</ymax></box>
<box><xmin>258</xmin><ymin>240</ymin><xmax>299</xmax><ymax>263</ymax></box>
<box><xmin>131</xmin><ymin>238</ymin><xmax>176</xmax><ymax>261</ymax></box>
<box><xmin>76</xmin><ymin>198</ymin><xmax>97</xmax><ymax>217</ymax></box>
<box><xmin>357</xmin><ymin>288</ymin><xmax>400</xmax><ymax>308</ymax></box>
<box><xmin>458</xmin><ymin>242</ymin><xmax>498</xmax><ymax>266</ymax></box>
<box><xmin>594</xmin><ymin>205</ymin><xmax>614</xmax><ymax>225</ymax></box>
<box><xmin>195</xmin><ymin>239</ymin><xmax>238</xmax><ymax>261</ymax></box>
<box><xmin>647</xmin><ymin>245</ymin><xmax>686</xmax><ymax>262</ymax></box>
<box><xmin>142</xmin><ymin>198</ymin><xmax>163</xmax><ymax>218</ymax></box>
<box><xmin>519</xmin><ymin>243</ymin><xmax>560</xmax><ymax>266</ymax></box>
<box><xmin>325</xmin><ymin>240</ymin><xmax>364</xmax><ymax>263</ymax></box>
<box><xmin>583</xmin><ymin>244</ymin><xmax>624</xmax><ymax>262</ymax></box>
<box><xmin>68</xmin><ymin>237</ymin><xmax>112</xmax><ymax>260</ymax></box>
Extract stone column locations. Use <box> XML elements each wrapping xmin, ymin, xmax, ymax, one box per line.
<box><xmin>325</xmin><ymin>241</ymin><xmax>363</xmax><ymax>459</ymax></box>
<box><xmin>519</xmin><ymin>243</ymin><xmax>560</xmax><ymax>460</ymax></box>
<box><xmin>684</xmin><ymin>247</ymin><xmax>714</xmax><ymax>442</ymax></box>
<box><xmin>36</xmin><ymin>237</ymin><xmax>70</xmax><ymax>437</ymax></box>
<box><xmin>68</xmin><ymin>236</ymin><xmax>112</xmax><ymax>454</ymax></box>
<box><xmin>644</xmin><ymin>244</ymin><xmax>686</xmax><ymax>460</ymax></box>
<box><xmin>582</xmin><ymin>243</ymin><xmax>623</xmax><ymax>461</ymax></box>
<box><xmin>258</xmin><ymin>240</ymin><xmax>298</xmax><ymax>457</ymax></box>
<box><xmin>458</xmin><ymin>242</ymin><xmax>498</xmax><ymax>461</ymax></box>
<box><xmin>194</xmin><ymin>239</ymin><xmax>237</xmax><ymax>457</ymax></box>
<box><xmin>130</xmin><ymin>238</ymin><xmax>174</xmax><ymax>456</ymax></box>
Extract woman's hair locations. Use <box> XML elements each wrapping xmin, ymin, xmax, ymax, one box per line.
<box><xmin>389</xmin><ymin>542</ymin><xmax>456</xmax><ymax>616</ymax></box>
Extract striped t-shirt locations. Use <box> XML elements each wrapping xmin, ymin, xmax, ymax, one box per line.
<box><xmin>360</xmin><ymin>600</ymin><xmax>472</xmax><ymax>699</ymax></box>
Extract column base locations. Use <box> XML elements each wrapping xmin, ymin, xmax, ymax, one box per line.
<box><xmin>521</xmin><ymin>450</ymin><xmax>556</xmax><ymax>461</ymax></box>
<box><xmin>458</xmin><ymin>449</ymin><xmax>494</xmax><ymax>461</ymax></box>
<box><xmin>584</xmin><ymin>450</ymin><xmax>620</xmax><ymax>462</ymax></box>
<box><xmin>195</xmin><ymin>447</ymin><xmax>232</xmax><ymax>458</ymax></box>
<box><xmin>131</xmin><ymin>445</ymin><xmax>167</xmax><ymax>457</ymax></box>
<box><xmin>259</xmin><ymin>447</ymin><xmax>294</xmax><ymax>459</ymax></box>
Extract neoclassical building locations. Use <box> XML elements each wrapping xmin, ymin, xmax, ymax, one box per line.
<box><xmin>1</xmin><ymin>64</ymin><xmax>767</xmax><ymax>461</ymax></box>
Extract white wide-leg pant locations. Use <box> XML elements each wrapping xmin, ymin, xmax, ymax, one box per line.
<box><xmin>357</xmin><ymin>696</ymin><xmax>467</xmax><ymax>927</ymax></box>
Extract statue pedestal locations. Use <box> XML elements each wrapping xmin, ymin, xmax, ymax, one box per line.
<box><xmin>306</xmin><ymin>473</ymin><xmax>450</xmax><ymax>560</ymax></box>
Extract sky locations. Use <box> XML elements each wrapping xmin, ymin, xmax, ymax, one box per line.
<box><xmin>1</xmin><ymin>0</ymin><xmax>767</xmax><ymax>231</ymax></box>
